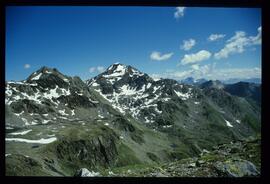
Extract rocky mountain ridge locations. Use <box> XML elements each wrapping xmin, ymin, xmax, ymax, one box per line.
<box><xmin>5</xmin><ymin>64</ymin><xmax>261</xmax><ymax>176</ymax></box>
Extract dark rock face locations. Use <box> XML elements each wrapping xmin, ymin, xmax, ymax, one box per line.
<box><xmin>57</xmin><ymin>94</ymin><xmax>97</xmax><ymax>109</ymax></box>
<box><xmin>199</xmin><ymin>80</ymin><xmax>261</xmax><ymax>105</ymax></box>
<box><xmin>55</xmin><ymin>127</ymin><xmax>119</xmax><ymax>169</ymax></box>
<box><xmin>224</xmin><ymin>82</ymin><xmax>261</xmax><ymax>104</ymax></box>
<box><xmin>11</xmin><ymin>99</ymin><xmax>54</xmax><ymax>114</ymax></box>
<box><xmin>112</xmin><ymin>115</ymin><xmax>135</xmax><ymax>132</ymax></box>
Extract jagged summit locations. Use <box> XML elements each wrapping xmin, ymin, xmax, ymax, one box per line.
<box><xmin>86</xmin><ymin>63</ymin><xmax>147</xmax><ymax>87</ymax></box>
<box><xmin>26</xmin><ymin>66</ymin><xmax>67</xmax><ymax>81</ymax></box>
<box><xmin>25</xmin><ymin>66</ymin><xmax>71</xmax><ymax>89</ymax></box>
<box><xmin>102</xmin><ymin>63</ymin><xmax>145</xmax><ymax>78</ymax></box>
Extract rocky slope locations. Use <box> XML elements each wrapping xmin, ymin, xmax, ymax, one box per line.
<box><xmin>93</xmin><ymin>137</ymin><xmax>260</xmax><ymax>177</ymax></box>
<box><xmin>224</xmin><ymin>82</ymin><xmax>261</xmax><ymax>104</ymax></box>
<box><xmin>5</xmin><ymin>64</ymin><xmax>261</xmax><ymax>176</ymax></box>
<box><xmin>87</xmin><ymin>63</ymin><xmax>260</xmax><ymax>147</ymax></box>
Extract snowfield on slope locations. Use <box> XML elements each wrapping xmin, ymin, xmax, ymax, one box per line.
<box><xmin>225</xmin><ymin>119</ymin><xmax>233</xmax><ymax>127</ymax></box>
<box><xmin>9</xmin><ymin>129</ymin><xmax>32</xmax><ymax>135</ymax></box>
<box><xmin>5</xmin><ymin>137</ymin><xmax>57</xmax><ymax>144</ymax></box>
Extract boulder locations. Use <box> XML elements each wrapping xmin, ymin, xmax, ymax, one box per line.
<box><xmin>215</xmin><ymin>159</ymin><xmax>260</xmax><ymax>177</ymax></box>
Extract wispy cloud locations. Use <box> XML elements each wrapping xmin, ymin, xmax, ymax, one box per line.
<box><xmin>150</xmin><ymin>51</ymin><xmax>174</xmax><ymax>61</ymax></box>
<box><xmin>174</xmin><ymin>7</ymin><xmax>186</xmax><ymax>19</ymax></box>
<box><xmin>180</xmin><ymin>39</ymin><xmax>196</xmax><ymax>51</ymax></box>
<box><xmin>24</xmin><ymin>64</ymin><xmax>31</xmax><ymax>69</ymax></box>
<box><xmin>214</xmin><ymin>26</ymin><xmax>261</xmax><ymax>59</ymax></box>
<box><xmin>89</xmin><ymin>67</ymin><xmax>96</xmax><ymax>73</ymax></box>
<box><xmin>97</xmin><ymin>66</ymin><xmax>105</xmax><ymax>73</ymax></box>
<box><xmin>89</xmin><ymin>66</ymin><xmax>105</xmax><ymax>73</ymax></box>
<box><xmin>180</xmin><ymin>50</ymin><xmax>212</xmax><ymax>65</ymax></box>
<box><xmin>208</xmin><ymin>34</ymin><xmax>226</xmax><ymax>41</ymax></box>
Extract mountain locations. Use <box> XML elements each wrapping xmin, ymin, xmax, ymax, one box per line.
<box><xmin>199</xmin><ymin>80</ymin><xmax>225</xmax><ymax>90</ymax></box>
<box><xmin>222</xmin><ymin>78</ymin><xmax>261</xmax><ymax>84</ymax></box>
<box><xmin>224</xmin><ymin>82</ymin><xmax>261</xmax><ymax>104</ymax></box>
<box><xmin>198</xmin><ymin>80</ymin><xmax>261</xmax><ymax>105</ymax></box>
<box><xmin>5</xmin><ymin>64</ymin><xmax>261</xmax><ymax>176</ymax></box>
<box><xmin>180</xmin><ymin>77</ymin><xmax>207</xmax><ymax>85</ymax></box>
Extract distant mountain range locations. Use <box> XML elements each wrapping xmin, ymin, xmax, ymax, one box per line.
<box><xmin>5</xmin><ymin>63</ymin><xmax>261</xmax><ymax>176</ymax></box>
<box><xmin>179</xmin><ymin>77</ymin><xmax>261</xmax><ymax>104</ymax></box>
<box><xmin>180</xmin><ymin>77</ymin><xmax>261</xmax><ymax>85</ymax></box>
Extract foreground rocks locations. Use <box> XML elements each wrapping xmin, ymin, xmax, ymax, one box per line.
<box><xmin>96</xmin><ymin>138</ymin><xmax>260</xmax><ymax>177</ymax></box>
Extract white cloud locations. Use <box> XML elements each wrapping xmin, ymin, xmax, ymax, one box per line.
<box><xmin>191</xmin><ymin>64</ymin><xmax>199</xmax><ymax>70</ymax></box>
<box><xmin>150</xmin><ymin>66</ymin><xmax>261</xmax><ymax>81</ymax></box>
<box><xmin>211</xmin><ymin>67</ymin><xmax>261</xmax><ymax>80</ymax></box>
<box><xmin>249</xmin><ymin>26</ymin><xmax>261</xmax><ymax>45</ymax></box>
<box><xmin>180</xmin><ymin>39</ymin><xmax>196</xmax><ymax>51</ymax></box>
<box><xmin>89</xmin><ymin>67</ymin><xmax>96</xmax><ymax>73</ymax></box>
<box><xmin>174</xmin><ymin>7</ymin><xmax>186</xmax><ymax>19</ymax></box>
<box><xmin>150</xmin><ymin>51</ymin><xmax>174</xmax><ymax>61</ymax></box>
<box><xmin>181</xmin><ymin>50</ymin><xmax>212</xmax><ymax>65</ymax></box>
<box><xmin>208</xmin><ymin>34</ymin><xmax>226</xmax><ymax>41</ymax></box>
<box><xmin>97</xmin><ymin>66</ymin><xmax>105</xmax><ymax>73</ymax></box>
<box><xmin>24</xmin><ymin>64</ymin><xmax>31</xmax><ymax>69</ymax></box>
<box><xmin>214</xmin><ymin>26</ymin><xmax>261</xmax><ymax>59</ymax></box>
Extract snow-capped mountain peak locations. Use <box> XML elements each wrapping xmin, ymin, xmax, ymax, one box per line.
<box><xmin>86</xmin><ymin>64</ymin><xmax>197</xmax><ymax>127</ymax></box>
<box><xmin>104</xmin><ymin>63</ymin><xmax>144</xmax><ymax>78</ymax></box>
<box><xmin>25</xmin><ymin>66</ymin><xmax>72</xmax><ymax>89</ymax></box>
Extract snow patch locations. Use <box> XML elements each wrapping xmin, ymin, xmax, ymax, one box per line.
<box><xmin>79</xmin><ymin>168</ymin><xmax>100</xmax><ymax>177</ymax></box>
<box><xmin>63</xmin><ymin>78</ymin><xmax>69</xmax><ymax>83</ymax></box>
<box><xmin>152</xmin><ymin>86</ymin><xmax>160</xmax><ymax>94</ymax></box>
<box><xmin>31</xmin><ymin>73</ymin><xmax>42</xmax><ymax>80</ymax></box>
<box><xmin>225</xmin><ymin>119</ymin><xmax>233</xmax><ymax>127</ymax></box>
<box><xmin>59</xmin><ymin>109</ymin><xmax>69</xmax><ymax>116</ymax></box>
<box><xmin>14</xmin><ymin>111</ymin><xmax>24</xmax><ymax>116</ymax></box>
<box><xmin>6</xmin><ymin>137</ymin><xmax>57</xmax><ymax>144</ymax></box>
<box><xmin>103</xmin><ymin>64</ymin><xmax>126</xmax><ymax>78</ymax></box>
<box><xmin>10</xmin><ymin>129</ymin><xmax>32</xmax><ymax>135</ymax></box>
<box><xmin>92</xmin><ymin>82</ymin><xmax>99</xmax><ymax>87</ymax></box>
<box><xmin>42</xmin><ymin>120</ymin><xmax>50</xmax><ymax>124</ymax></box>
<box><xmin>174</xmin><ymin>90</ymin><xmax>191</xmax><ymax>100</ymax></box>
<box><xmin>120</xmin><ymin>85</ymin><xmax>137</xmax><ymax>95</ymax></box>
<box><xmin>98</xmin><ymin>114</ymin><xmax>104</xmax><ymax>119</ymax></box>
<box><xmin>163</xmin><ymin>125</ymin><xmax>172</xmax><ymax>128</ymax></box>
<box><xmin>152</xmin><ymin>77</ymin><xmax>161</xmax><ymax>82</ymax></box>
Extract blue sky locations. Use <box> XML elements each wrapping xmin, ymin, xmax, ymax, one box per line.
<box><xmin>6</xmin><ymin>6</ymin><xmax>261</xmax><ymax>81</ymax></box>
